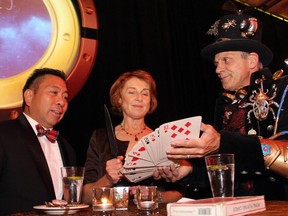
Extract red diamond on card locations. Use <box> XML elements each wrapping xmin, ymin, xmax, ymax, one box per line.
<box><xmin>138</xmin><ymin>147</ymin><xmax>146</xmax><ymax>151</ymax></box>
<box><xmin>185</xmin><ymin>122</ymin><xmax>191</xmax><ymax>127</ymax></box>
<box><xmin>178</xmin><ymin>127</ymin><xmax>184</xmax><ymax>133</ymax></box>
<box><xmin>171</xmin><ymin>133</ymin><xmax>177</xmax><ymax>138</ymax></box>
<box><xmin>184</xmin><ymin>130</ymin><xmax>191</xmax><ymax>135</ymax></box>
<box><xmin>171</xmin><ymin>125</ymin><xmax>177</xmax><ymax>131</ymax></box>
<box><xmin>132</xmin><ymin>157</ymin><xmax>139</xmax><ymax>161</ymax></box>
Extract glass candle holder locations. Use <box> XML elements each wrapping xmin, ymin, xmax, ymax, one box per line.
<box><xmin>113</xmin><ymin>186</ymin><xmax>129</xmax><ymax>210</ymax></box>
<box><xmin>92</xmin><ymin>187</ymin><xmax>115</xmax><ymax>215</ymax></box>
<box><xmin>136</xmin><ymin>186</ymin><xmax>159</xmax><ymax>215</ymax></box>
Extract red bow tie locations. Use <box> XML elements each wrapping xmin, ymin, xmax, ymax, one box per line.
<box><xmin>36</xmin><ymin>124</ymin><xmax>59</xmax><ymax>143</ymax></box>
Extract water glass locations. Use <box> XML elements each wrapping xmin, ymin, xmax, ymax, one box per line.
<box><xmin>61</xmin><ymin>166</ymin><xmax>85</xmax><ymax>204</ymax></box>
<box><xmin>136</xmin><ymin>186</ymin><xmax>159</xmax><ymax>215</ymax></box>
<box><xmin>205</xmin><ymin>154</ymin><xmax>235</xmax><ymax>197</ymax></box>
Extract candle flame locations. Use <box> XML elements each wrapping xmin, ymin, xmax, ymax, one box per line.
<box><xmin>101</xmin><ymin>197</ymin><xmax>108</xmax><ymax>204</ymax></box>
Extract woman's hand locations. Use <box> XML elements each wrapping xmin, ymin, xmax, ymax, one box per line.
<box><xmin>153</xmin><ymin>160</ymin><xmax>192</xmax><ymax>182</ymax></box>
<box><xmin>105</xmin><ymin>156</ymin><xmax>125</xmax><ymax>184</ymax></box>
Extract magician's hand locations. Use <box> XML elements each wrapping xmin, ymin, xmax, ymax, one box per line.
<box><xmin>166</xmin><ymin>123</ymin><xmax>220</xmax><ymax>159</ymax></box>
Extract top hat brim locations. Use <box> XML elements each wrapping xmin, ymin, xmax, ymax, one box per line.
<box><xmin>201</xmin><ymin>39</ymin><xmax>273</xmax><ymax>66</ymax></box>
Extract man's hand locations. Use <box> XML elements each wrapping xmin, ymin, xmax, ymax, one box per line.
<box><xmin>166</xmin><ymin>123</ymin><xmax>220</xmax><ymax>159</ymax></box>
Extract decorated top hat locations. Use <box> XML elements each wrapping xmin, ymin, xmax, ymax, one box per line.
<box><xmin>200</xmin><ymin>13</ymin><xmax>273</xmax><ymax>66</ymax></box>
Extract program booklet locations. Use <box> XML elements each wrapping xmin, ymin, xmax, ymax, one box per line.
<box><xmin>167</xmin><ymin>196</ymin><xmax>266</xmax><ymax>216</ymax></box>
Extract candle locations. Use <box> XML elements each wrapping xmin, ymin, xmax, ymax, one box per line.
<box><xmin>92</xmin><ymin>187</ymin><xmax>115</xmax><ymax>213</ymax></box>
<box><xmin>93</xmin><ymin>203</ymin><xmax>114</xmax><ymax>211</ymax></box>
<box><xmin>93</xmin><ymin>197</ymin><xmax>114</xmax><ymax>212</ymax></box>
<box><xmin>139</xmin><ymin>201</ymin><xmax>156</xmax><ymax>209</ymax></box>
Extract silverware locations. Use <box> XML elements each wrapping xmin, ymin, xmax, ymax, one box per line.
<box><xmin>45</xmin><ymin>201</ymin><xmax>83</xmax><ymax>208</ymax></box>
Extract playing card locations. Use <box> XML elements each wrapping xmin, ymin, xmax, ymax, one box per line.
<box><xmin>154</xmin><ymin>128</ymin><xmax>160</xmax><ymax>163</ymax></box>
<box><xmin>124</xmin><ymin>155</ymin><xmax>155</xmax><ymax>168</ymax></box>
<box><xmin>157</xmin><ymin>159</ymin><xmax>175</xmax><ymax>167</ymax></box>
<box><xmin>123</xmin><ymin>170</ymin><xmax>154</xmax><ymax>183</ymax></box>
<box><xmin>120</xmin><ymin>166</ymin><xmax>156</xmax><ymax>175</ymax></box>
<box><xmin>127</xmin><ymin>140</ymin><xmax>153</xmax><ymax>162</ymax></box>
<box><xmin>122</xmin><ymin>116</ymin><xmax>202</xmax><ymax>183</ymax></box>
<box><xmin>159</xmin><ymin>116</ymin><xmax>202</xmax><ymax>162</ymax></box>
<box><xmin>140</xmin><ymin>131</ymin><xmax>158</xmax><ymax>164</ymax></box>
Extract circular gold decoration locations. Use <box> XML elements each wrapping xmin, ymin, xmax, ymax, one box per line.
<box><xmin>0</xmin><ymin>0</ymin><xmax>98</xmax><ymax>120</ymax></box>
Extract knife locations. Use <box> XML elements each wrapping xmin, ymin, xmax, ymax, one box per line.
<box><xmin>104</xmin><ymin>104</ymin><xmax>118</xmax><ymax>158</ymax></box>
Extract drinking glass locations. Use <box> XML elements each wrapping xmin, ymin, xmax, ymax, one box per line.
<box><xmin>205</xmin><ymin>154</ymin><xmax>235</xmax><ymax>197</ymax></box>
<box><xmin>113</xmin><ymin>186</ymin><xmax>129</xmax><ymax>210</ymax></box>
<box><xmin>136</xmin><ymin>186</ymin><xmax>159</xmax><ymax>215</ymax></box>
<box><xmin>61</xmin><ymin>166</ymin><xmax>85</xmax><ymax>204</ymax></box>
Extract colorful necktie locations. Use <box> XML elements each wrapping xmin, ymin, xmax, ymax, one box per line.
<box><xmin>36</xmin><ymin>124</ymin><xmax>59</xmax><ymax>143</ymax></box>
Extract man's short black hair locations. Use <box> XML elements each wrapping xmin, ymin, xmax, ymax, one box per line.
<box><xmin>22</xmin><ymin>68</ymin><xmax>67</xmax><ymax>110</ymax></box>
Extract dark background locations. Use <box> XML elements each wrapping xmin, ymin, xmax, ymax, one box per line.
<box><xmin>57</xmin><ymin>0</ymin><xmax>288</xmax><ymax>165</ymax></box>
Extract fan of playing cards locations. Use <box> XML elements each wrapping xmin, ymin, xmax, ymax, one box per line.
<box><xmin>120</xmin><ymin>116</ymin><xmax>202</xmax><ymax>183</ymax></box>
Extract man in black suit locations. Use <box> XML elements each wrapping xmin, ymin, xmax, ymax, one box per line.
<box><xmin>0</xmin><ymin>68</ymin><xmax>76</xmax><ymax>215</ymax></box>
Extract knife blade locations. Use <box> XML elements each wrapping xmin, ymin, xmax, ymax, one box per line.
<box><xmin>104</xmin><ymin>104</ymin><xmax>118</xmax><ymax>158</ymax></box>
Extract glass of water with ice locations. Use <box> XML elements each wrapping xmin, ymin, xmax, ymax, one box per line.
<box><xmin>205</xmin><ymin>154</ymin><xmax>235</xmax><ymax>197</ymax></box>
<box><xmin>61</xmin><ymin>166</ymin><xmax>85</xmax><ymax>204</ymax></box>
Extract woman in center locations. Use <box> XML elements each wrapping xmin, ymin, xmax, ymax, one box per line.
<box><xmin>82</xmin><ymin>69</ymin><xmax>184</xmax><ymax>204</ymax></box>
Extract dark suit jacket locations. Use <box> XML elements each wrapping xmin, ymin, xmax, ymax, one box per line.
<box><xmin>0</xmin><ymin>114</ymin><xmax>76</xmax><ymax>215</ymax></box>
<box><xmin>185</xmin><ymin>68</ymin><xmax>288</xmax><ymax>200</ymax></box>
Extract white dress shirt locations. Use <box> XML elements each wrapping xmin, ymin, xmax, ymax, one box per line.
<box><xmin>24</xmin><ymin>113</ymin><xmax>64</xmax><ymax>200</ymax></box>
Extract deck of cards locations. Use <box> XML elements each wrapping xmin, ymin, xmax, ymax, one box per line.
<box><xmin>121</xmin><ymin>116</ymin><xmax>202</xmax><ymax>183</ymax></box>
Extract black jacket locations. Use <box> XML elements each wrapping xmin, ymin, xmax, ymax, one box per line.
<box><xmin>0</xmin><ymin>114</ymin><xmax>76</xmax><ymax>215</ymax></box>
<box><xmin>187</xmin><ymin>68</ymin><xmax>288</xmax><ymax>200</ymax></box>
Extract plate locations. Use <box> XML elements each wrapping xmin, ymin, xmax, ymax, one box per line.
<box><xmin>33</xmin><ymin>204</ymin><xmax>89</xmax><ymax>215</ymax></box>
